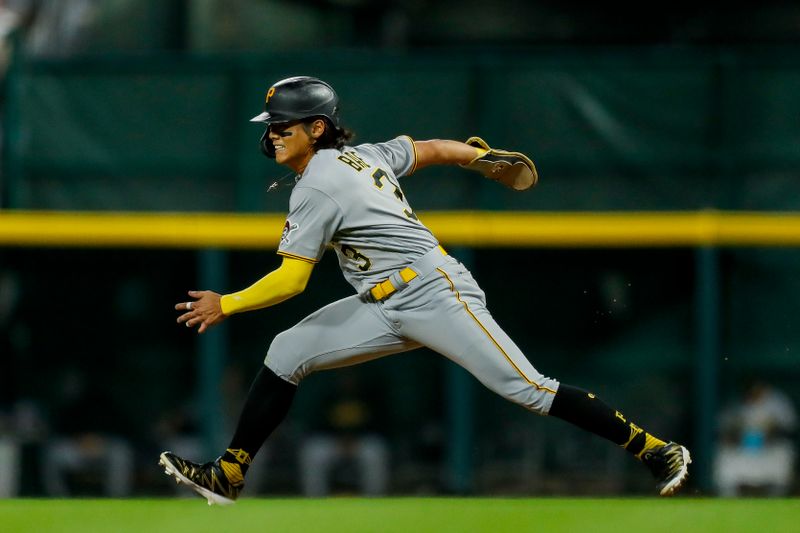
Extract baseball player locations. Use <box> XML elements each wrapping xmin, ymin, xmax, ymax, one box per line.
<box><xmin>159</xmin><ymin>76</ymin><xmax>690</xmax><ymax>504</ymax></box>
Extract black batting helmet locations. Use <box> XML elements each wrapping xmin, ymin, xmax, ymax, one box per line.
<box><xmin>251</xmin><ymin>76</ymin><xmax>340</xmax><ymax>158</ymax></box>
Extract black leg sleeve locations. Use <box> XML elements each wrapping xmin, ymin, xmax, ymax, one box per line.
<box><xmin>548</xmin><ymin>383</ymin><xmax>632</xmax><ymax>446</ymax></box>
<box><xmin>227</xmin><ymin>365</ymin><xmax>297</xmax><ymax>457</ymax></box>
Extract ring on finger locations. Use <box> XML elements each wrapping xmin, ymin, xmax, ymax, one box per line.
<box><xmin>186</xmin><ymin>301</ymin><xmax>193</xmax><ymax>311</ymax></box>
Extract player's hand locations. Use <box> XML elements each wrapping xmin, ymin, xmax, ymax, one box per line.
<box><xmin>176</xmin><ymin>290</ymin><xmax>226</xmax><ymax>334</ymax></box>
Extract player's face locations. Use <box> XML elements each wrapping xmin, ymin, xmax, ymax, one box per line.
<box><xmin>268</xmin><ymin>121</ymin><xmax>315</xmax><ymax>172</ymax></box>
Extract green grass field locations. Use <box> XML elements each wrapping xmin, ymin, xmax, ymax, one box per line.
<box><xmin>1</xmin><ymin>498</ymin><xmax>797</xmax><ymax>533</ymax></box>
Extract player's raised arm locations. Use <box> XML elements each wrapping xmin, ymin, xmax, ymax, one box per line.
<box><xmin>412</xmin><ymin>139</ymin><xmax>477</xmax><ymax>169</ymax></box>
<box><xmin>413</xmin><ymin>137</ymin><xmax>538</xmax><ymax>191</ymax></box>
<box><xmin>176</xmin><ymin>256</ymin><xmax>314</xmax><ymax>333</ymax></box>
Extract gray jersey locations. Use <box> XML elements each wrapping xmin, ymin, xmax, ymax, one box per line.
<box><xmin>277</xmin><ymin>135</ymin><xmax>439</xmax><ymax>294</ymax></box>
<box><xmin>268</xmin><ymin>135</ymin><xmax>559</xmax><ymax>417</ymax></box>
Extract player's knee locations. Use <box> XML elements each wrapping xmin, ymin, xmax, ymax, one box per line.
<box><xmin>265</xmin><ymin>331</ymin><xmax>304</xmax><ymax>384</ymax></box>
<box><xmin>492</xmin><ymin>377</ymin><xmax>558</xmax><ymax>416</ymax></box>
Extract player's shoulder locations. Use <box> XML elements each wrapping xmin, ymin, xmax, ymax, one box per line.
<box><xmin>355</xmin><ymin>136</ymin><xmax>414</xmax><ymax>159</ymax></box>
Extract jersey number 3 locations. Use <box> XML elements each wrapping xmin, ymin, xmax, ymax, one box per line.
<box><xmin>371</xmin><ymin>168</ymin><xmax>418</xmax><ymax>220</ymax></box>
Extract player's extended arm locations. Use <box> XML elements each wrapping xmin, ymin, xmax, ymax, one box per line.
<box><xmin>221</xmin><ymin>256</ymin><xmax>314</xmax><ymax>315</ymax></box>
<box><xmin>413</xmin><ymin>139</ymin><xmax>477</xmax><ymax>169</ymax></box>
<box><xmin>177</xmin><ymin>257</ymin><xmax>313</xmax><ymax>334</ymax></box>
<box><xmin>413</xmin><ymin>138</ymin><xmax>537</xmax><ymax>191</ymax></box>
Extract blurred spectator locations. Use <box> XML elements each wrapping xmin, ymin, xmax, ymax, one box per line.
<box><xmin>714</xmin><ymin>379</ymin><xmax>797</xmax><ymax>496</ymax></box>
<box><xmin>151</xmin><ymin>403</ymin><xmax>204</xmax><ymax>496</ymax></box>
<box><xmin>300</xmin><ymin>372</ymin><xmax>390</xmax><ymax>496</ymax></box>
<box><xmin>0</xmin><ymin>0</ymin><xmax>95</xmax><ymax>57</ymax></box>
<box><xmin>0</xmin><ymin>270</ymin><xmax>41</xmax><ymax>498</ymax></box>
<box><xmin>0</xmin><ymin>400</ymin><xmax>47</xmax><ymax>497</ymax></box>
<box><xmin>153</xmin><ymin>404</ymin><xmax>203</xmax><ymax>472</ymax></box>
<box><xmin>0</xmin><ymin>269</ymin><xmax>26</xmax><ymax>405</ymax></box>
<box><xmin>0</xmin><ymin>1</ymin><xmax>20</xmax><ymax>72</ymax></box>
<box><xmin>42</xmin><ymin>368</ymin><xmax>133</xmax><ymax>497</ymax></box>
<box><xmin>0</xmin><ymin>435</ymin><xmax>17</xmax><ymax>497</ymax></box>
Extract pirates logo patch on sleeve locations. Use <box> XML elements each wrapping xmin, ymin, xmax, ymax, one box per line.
<box><xmin>281</xmin><ymin>220</ymin><xmax>299</xmax><ymax>246</ymax></box>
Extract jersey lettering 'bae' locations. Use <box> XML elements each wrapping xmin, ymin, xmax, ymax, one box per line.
<box><xmin>161</xmin><ymin>75</ymin><xmax>691</xmax><ymax>505</ymax></box>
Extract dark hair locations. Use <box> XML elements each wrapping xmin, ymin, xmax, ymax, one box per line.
<box><xmin>303</xmin><ymin>117</ymin><xmax>354</xmax><ymax>151</ymax></box>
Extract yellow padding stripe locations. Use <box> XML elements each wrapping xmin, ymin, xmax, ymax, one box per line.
<box><xmin>5</xmin><ymin>211</ymin><xmax>800</xmax><ymax>249</ymax></box>
<box><xmin>436</xmin><ymin>267</ymin><xmax>556</xmax><ymax>395</ymax></box>
<box><xmin>277</xmin><ymin>251</ymin><xmax>318</xmax><ymax>264</ymax></box>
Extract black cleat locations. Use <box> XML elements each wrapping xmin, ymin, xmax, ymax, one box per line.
<box><xmin>642</xmin><ymin>442</ymin><xmax>692</xmax><ymax>496</ymax></box>
<box><xmin>159</xmin><ymin>451</ymin><xmax>243</xmax><ymax>505</ymax></box>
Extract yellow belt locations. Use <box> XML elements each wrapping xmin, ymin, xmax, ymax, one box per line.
<box><xmin>369</xmin><ymin>246</ymin><xmax>446</xmax><ymax>301</ymax></box>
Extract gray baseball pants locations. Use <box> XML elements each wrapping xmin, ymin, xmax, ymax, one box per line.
<box><xmin>265</xmin><ymin>253</ymin><xmax>559</xmax><ymax>415</ymax></box>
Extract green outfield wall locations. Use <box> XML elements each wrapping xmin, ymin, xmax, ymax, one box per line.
<box><xmin>4</xmin><ymin>48</ymin><xmax>800</xmax><ymax>213</ymax></box>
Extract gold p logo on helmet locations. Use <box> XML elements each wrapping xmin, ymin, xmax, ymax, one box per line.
<box><xmin>266</xmin><ymin>87</ymin><xmax>276</xmax><ymax>103</ymax></box>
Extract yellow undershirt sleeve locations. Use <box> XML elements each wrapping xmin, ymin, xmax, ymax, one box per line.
<box><xmin>220</xmin><ymin>257</ymin><xmax>314</xmax><ymax>316</ymax></box>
